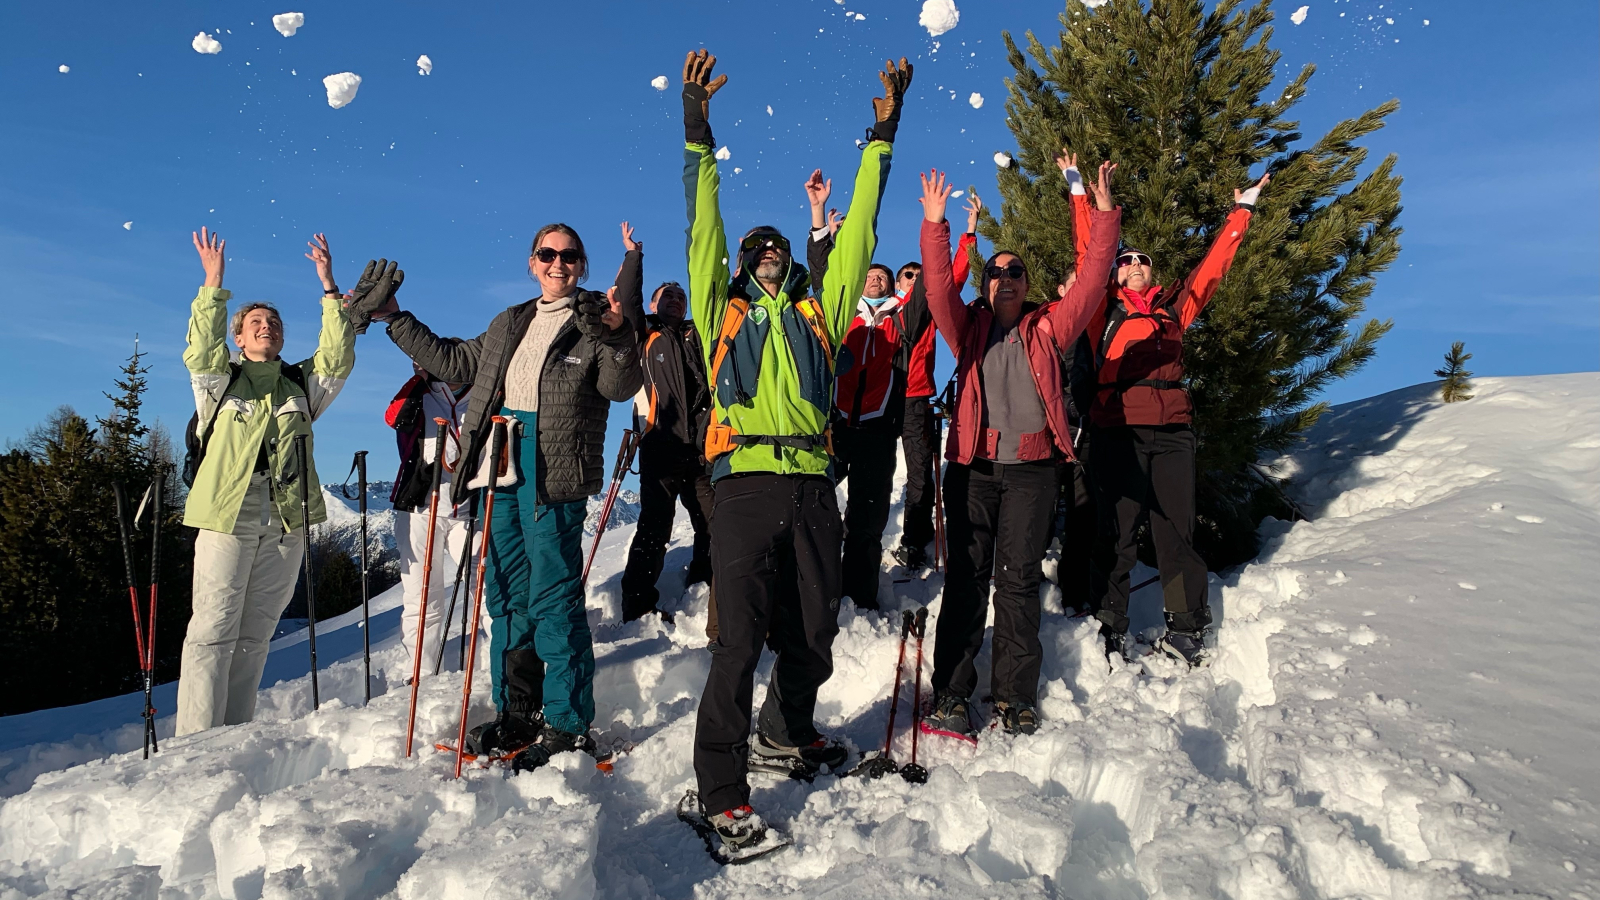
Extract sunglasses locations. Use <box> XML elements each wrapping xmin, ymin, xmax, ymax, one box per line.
<box><xmin>1115</xmin><ymin>252</ymin><xmax>1152</xmax><ymax>268</ymax></box>
<box><xmin>984</xmin><ymin>262</ymin><xmax>1027</xmax><ymax>281</ymax></box>
<box><xmin>534</xmin><ymin>247</ymin><xmax>585</xmax><ymax>265</ymax></box>
<box><xmin>740</xmin><ymin>233</ymin><xmax>791</xmax><ymax>256</ymax></box>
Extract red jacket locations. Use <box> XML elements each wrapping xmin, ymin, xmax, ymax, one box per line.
<box><xmin>921</xmin><ymin>207</ymin><xmax>1121</xmax><ymax>465</ymax></box>
<box><xmin>1073</xmin><ymin>192</ymin><xmax>1253</xmax><ymax>427</ymax></box>
<box><xmin>904</xmin><ymin>233</ymin><xmax>974</xmax><ymax>399</ymax></box>
<box><xmin>835</xmin><ymin>296</ymin><xmax>910</xmax><ymax>425</ymax></box>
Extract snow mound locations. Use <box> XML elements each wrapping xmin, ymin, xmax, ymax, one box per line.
<box><xmin>968</xmin><ymin>92</ymin><xmax>983</xmax><ymax>109</ymax></box>
<box><xmin>650</xmin><ymin>75</ymin><xmax>668</xmax><ymax>91</ymax></box>
<box><xmin>192</xmin><ymin>32</ymin><xmax>222</xmax><ymax>55</ymax></box>
<box><xmin>1</xmin><ymin>375</ymin><xmax>1595</xmax><ymax>898</ymax></box>
<box><xmin>272</xmin><ymin>12</ymin><xmax>303</xmax><ymax>37</ymax></box>
<box><xmin>919</xmin><ymin>0</ymin><xmax>959</xmax><ymax>37</ymax></box>
<box><xmin>322</xmin><ymin>72</ymin><xmax>361</xmax><ymax>109</ymax></box>
<box><xmin>416</xmin><ymin>55</ymin><xmax>432</xmax><ymax>76</ymax></box>
<box><xmin>1291</xmin><ymin>5</ymin><xmax>1310</xmax><ymax>25</ymax></box>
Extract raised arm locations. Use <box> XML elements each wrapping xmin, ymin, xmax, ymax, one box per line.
<box><xmin>1056</xmin><ymin>150</ymin><xmax>1094</xmax><ymax>267</ymax></box>
<box><xmin>918</xmin><ymin>170</ymin><xmax>972</xmax><ymax>355</ymax></box>
<box><xmin>1050</xmin><ymin>161</ymin><xmax>1123</xmax><ymax>348</ymax></box>
<box><xmin>681</xmin><ymin>49</ymin><xmax>731</xmax><ymax>370</ymax></box>
<box><xmin>183</xmin><ymin>227</ymin><xmax>232</xmax><ymax>420</ymax></box>
<box><xmin>951</xmin><ymin>191</ymin><xmax>981</xmax><ymax>287</ymax></box>
<box><xmin>804</xmin><ymin>170</ymin><xmax>835</xmax><ymax>293</ymax></box>
<box><xmin>297</xmin><ymin>289</ymin><xmax>356</xmax><ymax>421</ymax></box>
<box><xmin>1174</xmin><ymin>173</ymin><xmax>1268</xmax><ymax>328</ymax></box>
<box><xmin>615</xmin><ymin>222</ymin><xmax>646</xmax><ymax>337</ymax></box>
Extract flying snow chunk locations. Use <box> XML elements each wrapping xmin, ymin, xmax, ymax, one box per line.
<box><xmin>192</xmin><ymin>32</ymin><xmax>222</xmax><ymax>54</ymax></box>
<box><xmin>854</xmin><ymin>13</ymin><xmax>866</xmax><ymax>20</ymax></box>
<box><xmin>968</xmin><ymin>92</ymin><xmax>983</xmax><ymax>109</ymax></box>
<box><xmin>417</xmin><ymin>55</ymin><xmax>433</xmax><ymax>76</ymax></box>
<box><xmin>766</xmin><ymin>105</ymin><xmax>773</xmax><ymax>115</ymax></box>
<box><xmin>919</xmin><ymin>0</ymin><xmax>959</xmax><ymax>37</ymax></box>
<box><xmin>650</xmin><ymin>75</ymin><xmax>668</xmax><ymax>91</ymax></box>
<box><xmin>994</xmin><ymin>151</ymin><xmax>1014</xmax><ymax>168</ymax></box>
<box><xmin>951</xmin><ymin>190</ymin><xmax>964</xmax><ymax>198</ymax></box>
<box><xmin>58</xmin><ymin>65</ymin><xmax>70</xmax><ymax>73</ymax></box>
<box><xmin>714</xmin><ymin>146</ymin><xmax>732</xmax><ymax>161</ymax></box>
<box><xmin>733</xmin><ymin>167</ymin><xmax>742</xmax><ymax>174</ymax></box>
<box><xmin>1290</xmin><ymin>6</ymin><xmax>1309</xmax><ymax>25</ymax></box>
<box><xmin>323</xmin><ymin>72</ymin><xmax>361</xmax><ymax>109</ymax></box>
<box><xmin>272</xmin><ymin>13</ymin><xmax>304</xmax><ymax>37</ymax></box>
<box><xmin>122</xmin><ymin>222</ymin><xmax>132</xmax><ymax>230</ymax></box>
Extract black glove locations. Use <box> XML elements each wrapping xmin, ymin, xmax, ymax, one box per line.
<box><xmin>343</xmin><ymin>259</ymin><xmax>403</xmax><ymax>334</ymax></box>
<box><xmin>868</xmin><ymin>58</ymin><xmax>914</xmax><ymax>144</ymax></box>
<box><xmin>683</xmin><ymin>83</ymin><xmax>714</xmax><ymax>146</ymax></box>
<box><xmin>575</xmin><ymin>291</ymin><xmax>630</xmax><ymax>347</ymax></box>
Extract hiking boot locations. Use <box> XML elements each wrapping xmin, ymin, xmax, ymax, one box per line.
<box><xmin>750</xmin><ymin>731</ymin><xmax>850</xmax><ymax>777</ymax></box>
<box><xmin>923</xmin><ymin>692</ymin><xmax>974</xmax><ymax>737</ymax></box>
<box><xmin>464</xmin><ymin>711</ymin><xmax>543</xmax><ymax>757</ymax></box>
<box><xmin>891</xmin><ymin>544</ymin><xmax>929</xmax><ymax>571</ymax></box>
<box><xmin>709</xmin><ymin>804</ymin><xmax>768</xmax><ymax>851</ymax></box>
<box><xmin>995</xmin><ymin>702</ymin><xmax>1039</xmax><ymax>736</ymax></box>
<box><xmin>510</xmin><ymin>723</ymin><xmax>596</xmax><ymax>773</ymax></box>
<box><xmin>1156</xmin><ymin>628</ymin><xmax>1210</xmax><ymax>668</ymax></box>
<box><xmin>1101</xmin><ymin>626</ymin><xmax>1129</xmax><ymax>662</ymax></box>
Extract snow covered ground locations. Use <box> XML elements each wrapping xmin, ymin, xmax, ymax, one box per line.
<box><xmin>1</xmin><ymin>373</ymin><xmax>1595</xmax><ymax>899</ymax></box>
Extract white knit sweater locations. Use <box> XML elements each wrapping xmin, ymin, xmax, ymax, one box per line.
<box><xmin>501</xmin><ymin>295</ymin><xmax>574</xmax><ymax>411</ymax></box>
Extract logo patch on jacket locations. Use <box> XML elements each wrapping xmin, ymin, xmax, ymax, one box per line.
<box><xmin>563</xmin><ymin>355</ymin><xmax>583</xmax><ymax>365</ymax></box>
<box><xmin>750</xmin><ymin>306</ymin><xmax>768</xmax><ymax>326</ymax></box>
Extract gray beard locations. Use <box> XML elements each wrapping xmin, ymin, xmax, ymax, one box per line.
<box><xmin>755</xmin><ymin>259</ymin><xmax>785</xmax><ymax>283</ymax></box>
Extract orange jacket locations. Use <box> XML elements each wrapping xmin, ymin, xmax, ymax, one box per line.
<box><xmin>1072</xmin><ymin>192</ymin><xmax>1253</xmax><ymax>427</ymax></box>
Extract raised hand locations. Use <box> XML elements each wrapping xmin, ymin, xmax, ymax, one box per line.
<box><xmin>602</xmin><ymin>285</ymin><xmax>626</xmax><ymax>331</ymax></box>
<box><xmin>305</xmin><ymin>233</ymin><xmax>336</xmax><ymax>292</ymax></box>
<box><xmin>682</xmin><ymin>49</ymin><xmax>727</xmax><ymax>145</ymax></box>
<box><xmin>804</xmin><ymin>169</ymin><xmax>832</xmax><ymax>210</ymax></box>
<box><xmin>827</xmin><ymin>208</ymin><xmax>842</xmax><ymax>238</ymax></box>
<box><xmin>343</xmin><ymin>259</ymin><xmax>403</xmax><ymax>334</ymax></box>
<box><xmin>1235</xmin><ymin>173</ymin><xmax>1270</xmax><ymax>207</ymax></box>
<box><xmin>1054</xmin><ymin>149</ymin><xmax>1079</xmax><ymax>173</ymax></box>
<box><xmin>621</xmin><ymin>221</ymin><xmax>641</xmax><ymax>253</ymax></box>
<box><xmin>1086</xmin><ymin>160</ymin><xmax>1118</xmax><ymax>212</ymax></box>
<box><xmin>869</xmin><ymin>57</ymin><xmax>914</xmax><ymax>142</ymax></box>
<box><xmin>919</xmin><ymin>170</ymin><xmax>952</xmax><ymax>224</ymax></box>
<box><xmin>964</xmin><ymin>192</ymin><xmax>983</xmax><ymax>234</ymax></box>
<box><xmin>193</xmin><ymin>227</ymin><xmax>226</xmax><ymax>288</ymax></box>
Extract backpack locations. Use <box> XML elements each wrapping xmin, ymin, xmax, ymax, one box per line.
<box><xmin>702</xmin><ymin>294</ymin><xmax>836</xmax><ymax>461</ymax></box>
<box><xmin>1092</xmin><ymin>293</ymin><xmax>1186</xmax><ymax>393</ymax></box>
<box><xmin>182</xmin><ymin>361</ymin><xmax>309</xmax><ymax>487</ymax></box>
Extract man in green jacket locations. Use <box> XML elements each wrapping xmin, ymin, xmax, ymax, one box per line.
<box><xmin>175</xmin><ymin>228</ymin><xmax>359</xmax><ymax>736</ymax></box>
<box><xmin>681</xmin><ymin>48</ymin><xmax>911</xmax><ymax>856</ymax></box>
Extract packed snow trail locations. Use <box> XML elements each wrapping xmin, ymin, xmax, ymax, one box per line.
<box><xmin>1</xmin><ymin>374</ymin><xmax>1595</xmax><ymax>898</ymax></box>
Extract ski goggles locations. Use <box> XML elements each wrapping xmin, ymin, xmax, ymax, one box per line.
<box><xmin>983</xmin><ymin>262</ymin><xmax>1028</xmax><ymax>281</ymax></box>
<box><xmin>1115</xmin><ymin>251</ymin><xmax>1153</xmax><ymax>268</ymax></box>
<box><xmin>739</xmin><ymin>232</ymin><xmax>791</xmax><ymax>256</ymax></box>
<box><xmin>533</xmin><ymin>247</ymin><xmax>585</xmax><ymax>265</ymax></box>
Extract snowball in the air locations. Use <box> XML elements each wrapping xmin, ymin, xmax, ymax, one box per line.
<box><xmin>994</xmin><ymin>151</ymin><xmax>1014</xmax><ymax>168</ymax></box>
<box><xmin>123</xmin><ymin>222</ymin><xmax>133</xmax><ymax>230</ymax></box>
<box><xmin>733</xmin><ymin>167</ymin><xmax>743</xmax><ymax>174</ymax></box>
<box><xmin>951</xmin><ymin>190</ymin><xmax>964</xmax><ymax>199</ymax></box>
<box><xmin>651</xmin><ymin>75</ymin><xmax>668</xmax><ymax>91</ymax></box>
<box><xmin>417</xmin><ymin>55</ymin><xmax>433</xmax><ymax>76</ymax></box>
<box><xmin>323</xmin><ymin>72</ymin><xmax>362</xmax><ymax>109</ymax></box>
<box><xmin>273</xmin><ymin>13</ymin><xmax>304</xmax><ymax>37</ymax></box>
<box><xmin>766</xmin><ymin>105</ymin><xmax>773</xmax><ymax>115</ymax></box>
<box><xmin>714</xmin><ymin>146</ymin><xmax>732</xmax><ymax>161</ymax></box>
<box><xmin>968</xmin><ymin>92</ymin><xmax>983</xmax><ymax>109</ymax></box>
<box><xmin>920</xmin><ymin>0</ymin><xmax>959</xmax><ymax>37</ymax></box>
<box><xmin>192</xmin><ymin>32</ymin><xmax>222</xmax><ymax>54</ymax></box>
<box><xmin>854</xmin><ymin>13</ymin><xmax>865</xmax><ymax>20</ymax></box>
<box><xmin>1290</xmin><ymin>6</ymin><xmax>1308</xmax><ymax>25</ymax></box>
<box><xmin>58</xmin><ymin>65</ymin><xmax>70</xmax><ymax>73</ymax></box>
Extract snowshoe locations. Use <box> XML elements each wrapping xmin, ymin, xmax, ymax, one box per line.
<box><xmin>510</xmin><ymin>723</ymin><xmax>597</xmax><ymax>774</ymax></box>
<box><xmin>891</xmin><ymin>544</ymin><xmax>928</xmax><ymax>572</ymax></box>
<box><xmin>994</xmin><ymin>702</ymin><xmax>1039</xmax><ymax>736</ymax></box>
<box><xmin>677</xmin><ymin>791</ymin><xmax>791</xmax><ymax>865</ymax></box>
<box><xmin>848</xmin><ymin>750</ymin><xmax>900</xmax><ymax>780</ymax></box>
<box><xmin>463</xmin><ymin>711</ymin><xmax>543</xmax><ymax>757</ymax></box>
<box><xmin>920</xmin><ymin>692</ymin><xmax>976</xmax><ymax>742</ymax></box>
<box><xmin>748</xmin><ymin>731</ymin><xmax>850</xmax><ymax>780</ymax></box>
<box><xmin>433</xmin><ymin>741</ymin><xmax>523</xmax><ymax>766</ymax></box>
<box><xmin>1155</xmin><ymin>628</ymin><xmax>1211</xmax><ymax>668</ymax></box>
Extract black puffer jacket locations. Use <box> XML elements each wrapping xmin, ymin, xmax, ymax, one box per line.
<box><xmin>385</xmin><ymin>250</ymin><xmax>644</xmax><ymax>505</ymax></box>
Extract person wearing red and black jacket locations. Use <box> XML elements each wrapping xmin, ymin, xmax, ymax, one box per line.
<box><xmin>890</xmin><ymin>197</ymin><xmax>978</xmax><ymax>571</ymax></box>
<box><xmin>917</xmin><ymin>160</ymin><xmax>1121</xmax><ymax>738</ymax></box>
<box><xmin>1074</xmin><ymin>166</ymin><xmax>1270</xmax><ymax>667</ymax></box>
<box><xmin>619</xmin><ymin>280</ymin><xmax>715</xmax><ymax>622</ymax></box>
<box><xmin>385</xmin><ymin>362</ymin><xmax>475</xmax><ymax>673</ymax></box>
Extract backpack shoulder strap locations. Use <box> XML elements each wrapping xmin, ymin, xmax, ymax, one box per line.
<box><xmin>793</xmin><ymin>296</ymin><xmax>836</xmax><ymax>373</ymax></box>
<box><xmin>709</xmin><ymin>296</ymin><xmax>750</xmax><ymax>386</ymax></box>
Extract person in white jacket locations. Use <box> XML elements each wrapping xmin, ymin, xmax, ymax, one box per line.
<box><xmin>385</xmin><ymin>364</ymin><xmax>477</xmax><ymax>674</ymax></box>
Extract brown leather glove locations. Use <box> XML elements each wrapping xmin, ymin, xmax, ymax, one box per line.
<box><xmin>868</xmin><ymin>57</ymin><xmax>914</xmax><ymax>144</ymax></box>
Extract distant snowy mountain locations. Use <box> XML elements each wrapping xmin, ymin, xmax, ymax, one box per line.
<box><xmin>1</xmin><ymin>375</ymin><xmax>1595</xmax><ymax>899</ymax></box>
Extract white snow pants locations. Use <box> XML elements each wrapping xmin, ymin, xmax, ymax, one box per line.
<box><xmin>176</xmin><ymin>474</ymin><xmax>305</xmax><ymax>736</ymax></box>
<box><xmin>395</xmin><ymin>509</ymin><xmax>479</xmax><ymax>676</ymax></box>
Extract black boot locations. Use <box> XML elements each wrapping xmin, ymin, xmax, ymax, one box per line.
<box><xmin>464</xmin><ymin>710</ymin><xmax>543</xmax><ymax>757</ymax></box>
<box><xmin>995</xmin><ymin>702</ymin><xmax>1039</xmax><ymax>736</ymax></box>
<box><xmin>1101</xmin><ymin>625</ymin><xmax>1129</xmax><ymax>662</ymax></box>
<box><xmin>510</xmin><ymin>723</ymin><xmax>596</xmax><ymax>773</ymax></box>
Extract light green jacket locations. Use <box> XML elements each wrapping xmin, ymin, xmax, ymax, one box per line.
<box><xmin>182</xmin><ymin>287</ymin><xmax>356</xmax><ymax>533</ymax></box>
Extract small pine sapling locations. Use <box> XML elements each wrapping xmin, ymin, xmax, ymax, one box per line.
<box><xmin>1435</xmin><ymin>341</ymin><xmax>1474</xmax><ymax>402</ymax></box>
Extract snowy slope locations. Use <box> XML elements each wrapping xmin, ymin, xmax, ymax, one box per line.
<box><xmin>1</xmin><ymin>373</ymin><xmax>1595</xmax><ymax>899</ymax></box>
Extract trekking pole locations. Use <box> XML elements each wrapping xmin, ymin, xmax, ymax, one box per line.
<box><xmin>434</xmin><ymin>510</ymin><xmax>476</xmax><ymax>676</ymax></box>
<box><xmin>582</xmin><ymin>429</ymin><xmax>639</xmax><ymax>589</ymax></box>
<box><xmin>113</xmin><ymin>481</ymin><xmax>153</xmax><ymax>759</ymax></box>
<box><xmin>901</xmin><ymin>606</ymin><xmax>930</xmax><ymax>783</ymax></box>
<box><xmin>455</xmin><ymin>416</ymin><xmax>508</xmax><ymax>779</ymax></box>
<box><xmin>852</xmin><ymin>610</ymin><xmax>914</xmax><ymax>779</ymax></box>
<box><xmin>143</xmin><ymin>468</ymin><xmax>164</xmax><ymax>755</ymax></box>
<box><xmin>405</xmin><ymin>422</ymin><xmax>448</xmax><ymax>757</ymax></box>
<box><xmin>294</xmin><ymin>434</ymin><xmax>320</xmax><ymax>711</ymax></box>
<box><xmin>354</xmin><ymin>451</ymin><xmax>371</xmax><ymax>705</ymax></box>
<box><xmin>459</xmin><ymin>509</ymin><xmax>474</xmax><ymax>672</ymax></box>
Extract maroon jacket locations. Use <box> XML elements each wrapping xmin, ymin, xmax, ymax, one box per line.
<box><xmin>920</xmin><ymin>206</ymin><xmax>1121</xmax><ymax>465</ymax></box>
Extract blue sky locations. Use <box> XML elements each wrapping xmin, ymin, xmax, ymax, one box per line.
<box><xmin>2</xmin><ymin>0</ymin><xmax>1595</xmax><ymax>487</ymax></box>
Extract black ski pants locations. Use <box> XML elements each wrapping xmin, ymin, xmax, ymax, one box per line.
<box><xmin>1054</xmin><ymin>451</ymin><xmax>1098</xmax><ymax>615</ymax></box>
<box><xmin>694</xmin><ymin>473</ymin><xmax>842</xmax><ymax>815</ymax></box>
<box><xmin>834</xmin><ymin>419</ymin><xmax>899</xmax><ymax>609</ymax></box>
<box><xmin>898</xmin><ymin>396</ymin><xmax>938</xmax><ymax>556</ymax></box>
<box><xmin>933</xmin><ymin>458</ymin><xmax>1058</xmax><ymax>708</ymax></box>
<box><xmin>620</xmin><ymin>443</ymin><xmax>713</xmax><ymax>621</ymax></box>
<box><xmin>1089</xmin><ymin>424</ymin><xmax>1211</xmax><ymax>634</ymax></box>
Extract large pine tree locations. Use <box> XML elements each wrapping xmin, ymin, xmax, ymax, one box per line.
<box><xmin>987</xmin><ymin>0</ymin><xmax>1402</xmax><ymax>565</ymax></box>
